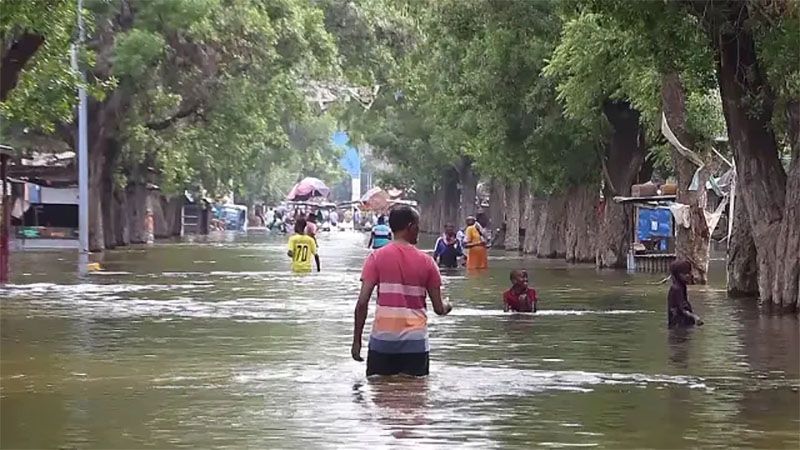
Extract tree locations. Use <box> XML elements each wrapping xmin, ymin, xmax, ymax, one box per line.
<box><xmin>687</xmin><ymin>0</ymin><xmax>798</xmax><ymax>311</ymax></box>
<box><xmin>1</xmin><ymin>0</ymin><xmax>71</xmax><ymax>102</ymax></box>
<box><xmin>545</xmin><ymin>3</ymin><xmax>731</xmax><ymax>275</ymax></box>
<box><xmin>5</xmin><ymin>0</ymin><xmax>339</xmax><ymax>250</ymax></box>
<box><xmin>545</xmin><ymin>12</ymin><xmax>652</xmax><ymax>268</ymax></box>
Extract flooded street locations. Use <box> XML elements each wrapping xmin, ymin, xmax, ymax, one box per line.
<box><xmin>1</xmin><ymin>232</ymin><xmax>798</xmax><ymax>448</ymax></box>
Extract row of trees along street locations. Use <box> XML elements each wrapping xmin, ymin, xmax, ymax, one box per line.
<box><xmin>2</xmin><ymin>0</ymin><xmax>797</xmax><ymax>311</ymax></box>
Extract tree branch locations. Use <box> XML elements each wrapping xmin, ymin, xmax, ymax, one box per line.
<box><xmin>597</xmin><ymin>146</ymin><xmax>617</xmax><ymax>196</ymax></box>
<box><xmin>1</xmin><ymin>33</ymin><xmax>45</xmax><ymax>101</ymax></box>
<box><xmin>145</xmin><ymin>103</ymin><xmax>201</xmax><ymax>131</ymax></box>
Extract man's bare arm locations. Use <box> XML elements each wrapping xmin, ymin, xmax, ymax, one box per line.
<box><xmin>351</xmin><ymin>280</ymin><xmax>376</xmax><ymax>361</ymax></box>
<box><xmin>428</xmin><ymin>286</ymin><xmax>452</xmax><ymax>316</ymax></box>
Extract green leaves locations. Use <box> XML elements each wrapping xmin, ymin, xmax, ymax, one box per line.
<box><xmin>9</xmin><ymin>0</ymin><xmax>778</xmax><ymax>208</ymax></box>
<box><xmin>113</xmin><ymin>30</ymin><xmax>166</xmax><ymax>79</ymax></box>
<box><xmin>1</xmin><ymin>0</ymin><xmax>79</xmax><ymax>129</ymax></box>
<box><xmin>545</xmin><ymin>12</ymin><xmax>655</xmax><ymax>126</ymax></box>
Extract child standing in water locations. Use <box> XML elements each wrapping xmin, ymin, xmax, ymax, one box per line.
<box><xmin>667</xmin><ymin>260</ymin><xmax>703</xmax><ymax>328</ymax></box>
<box><xmin>502</xmin><ymin>269</ymin><xmax>538</xmax><ymax>312</ymax></box>
<box><xmin>287</xmin><ymin>218</ymin><xmax>320</xmax><ymax>272</ymax></box>
<box><xmin>433</xmin><ymin>223</ymin><xmax>464</xmax><ymax>268</ymax></box>
<box><xmin>305</xmin><ymin>213</ymin><xmax>322</xmax><ymax>272</ymax></box>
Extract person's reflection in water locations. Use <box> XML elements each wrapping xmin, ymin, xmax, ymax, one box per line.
<box><xmin>665</xmin><ymin>328</ymin><xmax>699</xmax><ymax>447</ymax></box>
<box><xmin>503</xmin><ymin>313</ymin><xmax>537</xmax><ymax>336</ymax></box>
<box><xmin>668</xmin><ymin>328</ymin><xmax>693</xmax><ymax>370</ymax></box>
<box><xmin>352</xmin><ymin>376</ymin><xmax>431</xmax><ymax>440</ymax></box>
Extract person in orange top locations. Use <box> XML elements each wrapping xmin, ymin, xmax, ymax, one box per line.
<box><xmin>464</xmin><ymin>216</ymin><xmax>488</xmax><ymax>270</ymax></box>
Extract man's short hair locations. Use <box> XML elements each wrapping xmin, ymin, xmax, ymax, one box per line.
<box><xmin>388</xmin><ymin>206</ymin><xmax>419</xmax><ymax>233</ymax></box>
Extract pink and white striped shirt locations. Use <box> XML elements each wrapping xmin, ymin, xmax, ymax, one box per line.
<box><xmin>361</xmin><ymin>241</ymin><xmax>442</xmax><ymax>354</ymax></box>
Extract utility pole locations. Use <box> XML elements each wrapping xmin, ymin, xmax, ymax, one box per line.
<box><xmin>0</xmin><ymin>145</ymin><xmax>12</xmax><ymax>284</ymax></box>
<box><xmin>73</xmin><ymin>0</ymin><xmax>89</xmax><ymax>257</ymax></box>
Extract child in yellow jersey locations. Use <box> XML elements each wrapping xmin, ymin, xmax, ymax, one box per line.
<box><xmin>287</xmin><ymin>218</ymin><xmax>320</xmax><ymax>272</ymax></box>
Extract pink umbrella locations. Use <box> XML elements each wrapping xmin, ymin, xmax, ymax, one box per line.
<box><xmin>286</xmin><ymin>177</ymin><xmax>330</xmax><ymax>201</ymax></box>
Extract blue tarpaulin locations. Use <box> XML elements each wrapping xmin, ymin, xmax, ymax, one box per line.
<box><xmin>637</xmin><ymin>207</ymin><xmax>672</xmax><ymax>246</ymax></box>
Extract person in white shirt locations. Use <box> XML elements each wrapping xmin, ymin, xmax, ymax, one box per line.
<box><xmin>265</xmin><ymin>207</ymin><xmax>275</xmax><ymax>227</ymax></box>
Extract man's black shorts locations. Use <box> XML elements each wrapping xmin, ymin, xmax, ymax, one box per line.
<box><xmin>366</xmin><ymin>350</ymin><xmax>429</xmax><ymax>377</ymax></box>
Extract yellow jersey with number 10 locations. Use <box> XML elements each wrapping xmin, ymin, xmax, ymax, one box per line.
<box><xmin>288</xmin><ymin>234</ymin><xmax>317</xmax><ymax>272</ymax></box>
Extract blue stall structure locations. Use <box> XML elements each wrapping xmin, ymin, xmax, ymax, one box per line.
<box><xmin>215</xmin><ymin>204</ymin><xmax>248</xmax><ymax>232</ymax></box>
<box><xmin>614</xmin><ymin>194</ymin><xmax>677</xmax><ymax>274</ymax></box>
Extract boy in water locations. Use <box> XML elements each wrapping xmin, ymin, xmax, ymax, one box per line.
<box><xmin>367</xmin><ymin>215</ymin><xmax>392</xmax><ymax>250</ymax></box>
<box><xmin>433</xmin><ymin>223</ymin><xmax>464</xmax><ymax>268</ymax></box>
<box><xmin>668</xmin><ymin>260</ymin><xmax>703</xmax><ymax>328</ymax></box>
<box><xmin>502</xmin><ymin>269</ymin><xmax>538</xmax><ymax>312</ymax></box>
<box><xmin>305</xmin><ymin>212</ymin><xmax>319</xmax><ymax>238</ymax></box>
<box><xmin>305</xmin><ymin>213</ymin><xmax>322</xmax><ymax>271</ymax></box>
<box><xmin>287</xmin><ymin>218</ymin><xmax>320</xmax><ymax>272</ymax></box>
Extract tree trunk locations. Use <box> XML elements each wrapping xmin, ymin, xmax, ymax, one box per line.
<box><xmin>127</xmin><ymin>183</ymin><xmax>148</xmax><ymax>244</ymax></box>
<box><xmin>596</xmin><ymin>101</ymin><xmax>646</xmax><ymax>268</ymax></box>
<box><xmin>788</xmin><ymin>100</ymin><xmax>799</xmax><ymax>163</ymax></box>
<box><xmin>88</xmin><ymin>140</ymin><xmax>106</xmax><ymax>252</ymax></box>
<box><xmin>564</xmin><ymin>184</ymin><xmax>598</xmax><ymax>263</ymax></box>
<box><xmin>521</xmin><ymin>186</ymin><xmax>597</xmax><ymax>263</ymax></box>
<box><xmin>150</xmin><ymin>192</ymin><xmax>169</xmax><ymax>239</ymax></box>
<box><xmin>458</xmin><ymin>157</ymin><xmax>478</xmax><ymax>220</ymax></box>
<box><xmin>114</xmin><ymin>186</ymin><xmax>130</xmax><ymax>246</ymax></box>
<box><xmin>707</xmin><ymin>3</ymin><xmax>797</xmax><ymax>311</ymax></box>
<box><xmin>727</xmin><ymin>191</ymin><xmax>758</xmax><ymax>296</ymax></box>
<box><xmin>442</xmin><ymin>167</ymin><xmax>460</xmax><ymax>229</ymax></box>
<box><xmin>101</xmin><ymin>143</ymin><xmax>119</xmax><ymax>250</ymax></box>
<box><xmin>420</xmin><ymin>186</ymin><xmax>443</xmax><ymax>234</ymax></box>
<box><xmin>534</xmin><ymin>194</ymin><xmax>567</xmax><ymax>258</ymax></box>
<box><xmin>662</xmin><ymin>72</ymin><xmax>711</xmax><ymax>283</ymax></box>
<box><xmin>489</xmin><ymin>178</ymin><xmax>506</xmax><ymax>236</ymax></box>
<box><xmin>523</xmin><ymin>196</ymin><xmax>544</xmax><ymax>254</ymax></box>
<box><xmin>520</xmin><ymin>182</ymin><xmax>532</xmax><ymax>246</ymax></box>
<box><xmin>504</xmin><ymin>180</ymin><xmax>521</xmax><ymax>251</ymax></box>
<box><xmin>772</xmin><ymin>148</ymin><xmax>800</xmax><ymax>309</ymax></box>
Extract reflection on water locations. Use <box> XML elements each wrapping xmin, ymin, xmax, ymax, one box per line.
<box><xmin>1</xmin><ymin>231</ymin><xmax>798</xmax><ymax>449</ymax></box>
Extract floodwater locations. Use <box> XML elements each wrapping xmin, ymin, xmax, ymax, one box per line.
<box><xmin>1</xmin><ymin>232</ymin><xmax>798</xmax><ymax>449</ymax></box>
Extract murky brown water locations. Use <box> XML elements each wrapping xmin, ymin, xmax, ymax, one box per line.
<box><xmin>1</xmin><ymin>232</ymin><xmax>798</xmax><ymax>448</ymax></box>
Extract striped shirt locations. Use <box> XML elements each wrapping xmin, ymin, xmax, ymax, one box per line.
<box><xmin>361</xmin><ymin>241</ymin><xmax>442</xmax><ymax>354</ymax></box>
<box><xmin>371</xmin><ymin>224</ymin><xmax>392</xmax><ymax>249</ymax></box>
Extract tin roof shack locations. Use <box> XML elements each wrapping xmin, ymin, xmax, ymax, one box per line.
<box><xmin>614</xmin><ymin>195</ymin><xmax>677</xmax><ymax>274</ymax></box>
<box><xmin>7</xmin><ymin>152</ymin><xmax>79</xmax><ymax>250</ymax></box>
<box><xmin>9</xmin><ymin>179</ymin><xmax>79</xmax><ymax>250</ymax></box>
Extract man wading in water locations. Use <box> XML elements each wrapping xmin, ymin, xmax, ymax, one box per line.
<box><xmin>667</xmin><ymin>260</ymin><xmax>703</xmax><ymax>328</ymax></box>
<box><xmin>351</xmin><ymin>206</ymin><xmax>453</xmax><ymax>376</ymax></box>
